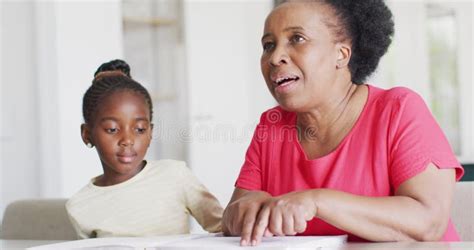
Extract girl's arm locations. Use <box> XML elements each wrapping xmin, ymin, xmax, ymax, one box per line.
<box><xmin>247</xmin><ymin>163</ymin><xmax>455</xmax><ymax>245</ymax></box>
<box><xmin>181</xmin><ymin>165</ymin><xmax>224</xmax><ymax>233</ymax></box>
<box><xmin>65</xmin><ymin>207</ymin><xmax>90</xmax><ymax>239</ymax></box>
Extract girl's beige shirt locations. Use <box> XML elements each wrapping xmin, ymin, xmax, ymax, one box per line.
<box><xmin>66</xmin><ymin>160</ymin><xmax>223</xmax><ymax>239</ymax></box>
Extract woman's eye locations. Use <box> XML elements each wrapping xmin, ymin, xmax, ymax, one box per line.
<box><xmin>290</xmin><ymin>35</ymin><xmax>305</xmax><ymax>43</ymax></box>
<box><xmin>106</xmin><ymin>128</ymin><xmax>118</xmax><ymax>134</ymax></box>
<box><xmin>262</xmin><ymin>41</ymin><xmax>275</xmax><ymax>51</ymax></box>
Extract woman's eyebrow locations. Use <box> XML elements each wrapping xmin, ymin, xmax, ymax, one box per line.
<box><xmin>261</xmin><ymin>26</ymin><xmax>306</xmax><ymax>41</ymax></box>
<box><xmin>261</xmin><ymin>33</ymin><xmax>272</xmax><ymax>42</ymax></box>
<box><xmin>284</xmin><ymin>26</ymin><xmax>305</xmax><ymax>32</ymax></box>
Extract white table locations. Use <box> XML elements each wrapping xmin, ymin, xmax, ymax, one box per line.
<box><xmin>1</xmin><ymin>239</ymin><xmax>473</xmax><ymax>250</ymax></box>
<box><xmin>1</xmin><ymin>240</ymin><xmax>65</xmax><ymax>249</ymax></box>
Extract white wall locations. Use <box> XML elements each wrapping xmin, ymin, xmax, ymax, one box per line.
<box><xmin>371</xmin><ymin>1</ymin><xmax>431</xmax><ymax>103</ymax></box>
<box><xmin>371</xmin><ymin>0</ymin><xmax>474</xmax><ymax>162</ymax></box>
<box><xmin>53</xmin><ymin>1</ymin><xmax>124</xmax><ymax>197</ymax></box>
<box><xmin>122</xmin><ymin>0</ymin><xmax>187</xmax><ymax>162</ymax></box>
<box><xmin>0</xmin><ymin>0</ymin><xmax>124</xmax><ymax>220</ymax></box>
<box><xmin>455</xmin><ymin>1</ymin><xmax>474</xmax><ymax>162</ymax></box>
<box><xmin>1</xmin><ymin>1</ymin><xmax>40</xmax><ymax>222</ymax></box>
<box><xmin>0</xmin><ymin>0</ymin><xmax>4</xmax><ymax>225</ymax></box>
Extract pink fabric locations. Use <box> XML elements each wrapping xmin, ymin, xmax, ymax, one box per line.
<box><xmin>236</xmin><ymin>85</ymin><xmax>464</xmax><ymax>241</ymax></box>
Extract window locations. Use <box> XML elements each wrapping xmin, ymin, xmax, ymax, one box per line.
<box><xmin>427</xmin><ymin>4</ymin><xmax>461</xmax><ymax>154</ymax></box>
<box><xmin>374</xmin><ymin>0</ymin><xmax>473</xmax><ymax>163</ymax></box>
<box><xmin>122</xmin><ymin>0</ymin><xmax>186</xmax><ymax>160</ymax></box>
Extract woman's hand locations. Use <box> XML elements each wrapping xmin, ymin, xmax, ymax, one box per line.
<box><xmin>249</xmin><ymin>190</ymin><xmax>318</xmax><ymax>246</ymax></box>
<box><xmin>222</xmin><ymin>189</ymin><xmax>272</xmax><ymax>243</ymax></box>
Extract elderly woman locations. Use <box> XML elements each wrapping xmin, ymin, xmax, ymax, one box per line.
<box><xmin>222</xmin><ymin>0</ymin><xmax>464</xmax><ymax>246</ymax></box>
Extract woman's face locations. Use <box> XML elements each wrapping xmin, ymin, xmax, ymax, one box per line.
<box><xmin>87</xmin><ymin>90</ymin><xmax>152</xmax><ymax>179</ymax></box>
<box><xmin>260</xmin><ymin>2</ymin><xmax>343</xmax><ymax>112</ymax></box>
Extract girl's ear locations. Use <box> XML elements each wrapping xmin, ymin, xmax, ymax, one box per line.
<box><xmin>81</xmin><ymin>124</ymin><xmax>93</xmax><ymax>148</ymax></box>
<box><xmin>149</xmin><ymin>123</ymin><xmax>154</xmax><ymax>142</ymax></box>
<box><xmin>336</xmin><ymin>42</ymin><xmax>352</xmax><ymax>69</ymax></box>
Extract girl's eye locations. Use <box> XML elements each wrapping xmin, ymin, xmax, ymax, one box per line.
<box><xmin>136</xmin><ymin>128</ymin><xmax>147</xmax><ymax>134</ymax></box>
<box><xmin>262</xmin><ymin>41</ymin><xmax>275</xmax><ymax>52</ymax></box>
<box><xmin>290</xmin><ymin>34</ymin><xmax>305</xmax><ymax>43</ymax></box>
<box><xmin>106</xmin><ymin>128</ymin><xmax>118</xmax><ymax>134</ymax></box>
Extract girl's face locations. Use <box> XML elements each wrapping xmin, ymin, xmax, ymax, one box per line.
<box><xmin>83</xmin><ymin>90</ymin><xmax>152</xmax><ymax>181</ymax></box>
<box><xmin>260</xmin><ymin>2</ymin><xmax>346</xmax><ymax>112</ymax></box>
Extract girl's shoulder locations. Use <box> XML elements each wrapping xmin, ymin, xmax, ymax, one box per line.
<box><xmin>146</xmin><ymin>159</ymin><xmax>192</xmax><ymax>177</ymax></box>
<box><xmin>147</xmin><ymin>159</ymin><xmax>187</xmax><ymax>169</ymax></box>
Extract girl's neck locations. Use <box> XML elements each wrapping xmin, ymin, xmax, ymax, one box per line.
<box><xmin>95</xmin><ymin>160</ymin><xmax>147</xmax><ymax>187</ymax></box>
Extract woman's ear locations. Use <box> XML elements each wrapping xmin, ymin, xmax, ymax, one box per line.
<box><xmin>81</xmin><ymin>124</ymin><xmax>93</xmax><ymax>148</ymax></box>
<box><xmin>336</xmin><ymin>42</ymin><xmax>352</xmax><ymax>69</ymax></box>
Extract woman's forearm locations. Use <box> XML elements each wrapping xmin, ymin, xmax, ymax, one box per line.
<box><xmin>312</xmin><ymin>189</ymin><xmax>449</xmax><ymax>241</ymax></box>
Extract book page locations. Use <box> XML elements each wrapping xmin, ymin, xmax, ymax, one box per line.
<box><xmin>27</xmin><ymin>235</ymin><xmax>203</xmax><ymax>250</ymax></box>
<box><xmin>27</xmin><ymin>234</ymin><xmax>347</xmax><ymax>250</ymax></box>
<box><xmin>160</xmin><ymin>235</ymin><xmax>347</xmax><ymax>250</ymax></box>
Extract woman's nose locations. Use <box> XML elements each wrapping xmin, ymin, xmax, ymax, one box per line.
<box><xmin>269</xmin><ymin>45</ymin><xmax>289</xmax><ymax>66</ymax></box>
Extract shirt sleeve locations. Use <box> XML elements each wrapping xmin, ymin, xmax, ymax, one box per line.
<box><xmin>180</xmin><ymin>163</ymin><xmax>224</xmax><ymax>233</ymax></box>
<box><xmin>234</xmin><ymin>116</ymin><xmax>266</xmax><ymax>191</ymax></box>
<box><xmin>388</xmin><ymin>89</ymin><xmax>464</xmax><ymax>190</ymax></box>
<box><xmin>65</xmin><ymin>201</ymin><xmax>90</xmax><ymax>239</ymax></box>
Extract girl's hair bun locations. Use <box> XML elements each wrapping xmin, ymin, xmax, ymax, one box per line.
<box><xmin>94</xmin><ymin>59</ymin><xmax>131</xmax><ymax>78</ymax></box>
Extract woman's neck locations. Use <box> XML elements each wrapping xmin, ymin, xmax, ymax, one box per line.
<box><xmin>297</xmin><ymin>83</ymin><xmax>366</xmax><ymax>148</ymax></box>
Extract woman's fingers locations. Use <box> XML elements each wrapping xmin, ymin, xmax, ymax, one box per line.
<box><xmin>282</xmin><ymin>214</ymin><xmax>296</xmax><ymax>235</ymax></box>
<box><xmin>304</xmin><ymin>205</ymin><xmax>317</xmax><ymax>221</ymax></box>
<box><xmin>251</xmin><ymin>205</ymin><xmax>271</xmax><ymax>245</ymax></box>
<box><xmin>234</xmin><ymin>190</ymin><xmax>315</xmax><ymax>246</ymax></box>
<box><xmin>240</xmin><ymin>209</ymin><xmax>258</xmax><ymax>246</ymax></box>
<box><xmin>269</xmin><ymin>208</ymin><xmax>284</xmax><ymax>236</ymax></box>
<box><xmin>263</xmin><ymin>228</ymin><xmax>274</xmax><ymax>237</ymax></box>
<box><xmin>294</xmin><ymin>213</ymin><xmax>308</xmax><ymax>233</ymax></box>
<box><xmin>229</xmin><ymin>211</ymin><xmax>240</xmax><ymax>236</ymax></box>
<box><xmin>225</xmin><ymin>204</ymin><xmax>243</xmax><ymax>236</ymax></box>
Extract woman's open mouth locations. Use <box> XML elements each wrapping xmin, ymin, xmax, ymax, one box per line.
<box><xmin>273</xmin><ymin>76</ymin><xmax>300</xmax><ymax>94</ymax></box>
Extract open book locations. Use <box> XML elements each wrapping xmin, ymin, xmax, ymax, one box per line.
<box><xmin>28</xmin><ymin>234</ymin><xmax>347</xmax><ymax>250</ymax></box>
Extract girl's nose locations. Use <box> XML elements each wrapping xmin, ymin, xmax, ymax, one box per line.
<box><xmin>119</xmin><ymin>133</ymin><xmax>134</xmax><ymax>147</ymax></box>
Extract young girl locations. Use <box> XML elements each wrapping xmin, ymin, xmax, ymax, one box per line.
<box><xmin>66</xmin><ymin>59</ymin><xmax>223</xmax><ymax>239</ymax></box>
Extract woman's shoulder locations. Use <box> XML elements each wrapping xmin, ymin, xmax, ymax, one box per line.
<box><xmin>370</xmin><ymin>85</ymin><xmax>422</xmax><ymax>103</ymax></box>
<box><xmin>365</xmin><ymin>85</ymin><xmax>433</xmax><ymax>130</ymax></box>
<box><xmin>369</xmin><ymin>85</ymin><xmax>426</xmax><ymax>111</ymax></box>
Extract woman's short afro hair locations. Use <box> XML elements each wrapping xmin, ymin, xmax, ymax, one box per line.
<box><xmin>280</xmin><ymin>0</ymin><xmax>395</xmax><ymax>84</ymax></box>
